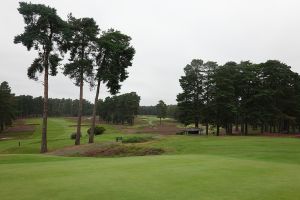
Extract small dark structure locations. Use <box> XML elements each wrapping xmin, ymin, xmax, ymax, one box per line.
<box><xmin>185</xmin><ymin>128</ymin><xmax>204</xmax><ymax>135</ymax></box>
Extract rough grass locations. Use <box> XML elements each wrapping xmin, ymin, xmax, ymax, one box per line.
<box><xmin>49</xmin><ymin>143</ymin><xmax>164</xmax><ymax>157</ymax></box>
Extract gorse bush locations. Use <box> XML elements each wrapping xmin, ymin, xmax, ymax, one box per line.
<box><xmin>87</xmin><ymin>126</ymin><xmax>106</xmax><ymax>135</ymax></box>
<box><xmin>70</xmin><ymin>132</ymin><xmax>82</xmax><ymax>140</ymax></box>
<box><xmin>122</xmin><ymin>136</ymin><xmax>154</xmax><ymax>143</ymax></box>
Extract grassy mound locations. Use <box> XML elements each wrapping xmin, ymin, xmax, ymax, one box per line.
<box><xmin>50</xmin><ymin>143</ymin><xmax>164</xmax><ymax>157</ymax></box>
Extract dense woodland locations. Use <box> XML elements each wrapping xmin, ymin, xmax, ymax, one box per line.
<box><xmin>15</xmin><ymin>95</ymin><xmax>93</xmax><ymax>117</ymax></box>
<box><xmin>0</xmin><ymin>82</ymin><xmax>15</xmax><ymax>132</ymax></box>
<box><xmin>98</xmin><ymin>92</ymin><xmax>140</xmax><ymax>125</ymax></box>
<box><xmin>139</xmin><ymin>105</ymin><xmax>178</xmax><ymax>118</ymax></box>
<box><xmin>177</xmin><ymin>59</ymin><xmax>300</xmax><ymax>135</ymax></box>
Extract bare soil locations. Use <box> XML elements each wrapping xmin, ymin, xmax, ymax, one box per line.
<box><xmin>120</xmin><ymin>123</ymin><xmax>182</xmax><ymax>135</ymax></box>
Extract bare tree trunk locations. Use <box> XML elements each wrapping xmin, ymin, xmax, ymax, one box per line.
<box><xmin>235</xmin><ymin>122</ymin><xmax>239</xmax><ymax>132</ymax></box>
<box><xmin>76</xmin><ymin>75</ymin><xmax>83</xmax><ymax>145</ymax></box>
<box><xmin>216</xmin><ymin>124</ymin><xmax>220</xmax><ymax>136</ymax></box>
<box><xmin>89</xmin><ymin>80</ymin><xmax>100</xmax><ymax>144</ymax></box>
<box><xmin>241</xmin><ymin>123</ymin><xmax>244</xmax><ymax>135</ymax></box>
<box><xmin>261</xmin><ymin>124</ymin><xmax>264</xmax><ymax>134</ymax></box>
<box><xmin>0</xmin><ymin>122</ymin><xmax>3</xmax><ymax>132</ymax></box>
<box><xmin>206</xmin><ymin>122</ymin><xmax>209</xmax><ymax>135</ymax></box>
<box><xmin>195</xmin><ymin>117</ymin><xmax>199</xmax><ymax>128</ymax></box>
<box><xmin>41</xmin><ymin>65</ymin><xmax>48</xmax><ymax>153</ymax></box>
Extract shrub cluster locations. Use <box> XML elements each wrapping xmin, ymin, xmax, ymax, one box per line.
<box><xmin>87</xmin><ymin>126</ymin><xmax>106</xmax><ymax>135</ymax></box>
<box><xmin>70</xmin><ymin>132</ymin><xmax>82</xmax><ymax>140</ymax></box>
<box><xmin>121</xmin><ymin>136</ymin><xmax>153</xmax><ymax>143</ymax></box>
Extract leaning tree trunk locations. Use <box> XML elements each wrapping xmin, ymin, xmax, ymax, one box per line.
<box><xmin>41</xmin><ymin>64</ymin><xmax>49</xmax><ymax>153</ymax></box>
<box><xmin>75</xmin><ymin>74</ymin><xmax>83</xmax><ymax>145</ymax></box>
<box><xmin>89</xmin><ymin>79</ymin><xmax>100</xmax><ymax>144</ymax></box>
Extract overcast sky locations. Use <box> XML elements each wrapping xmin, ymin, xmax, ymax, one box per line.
<box><xmin>1</xmin><ymin>0</ymin><xmax>300</xmax><ymax>105</ymax></box>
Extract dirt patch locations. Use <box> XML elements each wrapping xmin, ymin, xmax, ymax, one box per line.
<box><xmin>259</xmin><ymin>133</ymin><xmax>300</xmax><ymax>138</ymax></box>
<box><xmin>2</xmin><ymin>119</ymin><xmax>36</xmax><ymax>133</ymax></box>
<box><xmin>68</xmin><ymin>124</ymin><xmax>90</xmax><ymax>127</ymax></box>
<box><xmin>49</xmin><ymin>143</ymin><xmax>164</xmax><ymax>157</ymax></box>
<box><xmin>5</xmin><ymin>125</ymin><xmax>35</xmax><ymax>132</ymax></box>
<box><xmin>121</xmin><ymin>123</ymin><xmax>182</xmax><ymax>135</ymax></box>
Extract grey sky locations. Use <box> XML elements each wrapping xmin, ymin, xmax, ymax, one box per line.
<box><xmin>1</xmin><ymin>0</ymin><xmax>300</xmax><ymax>105</ymax></box>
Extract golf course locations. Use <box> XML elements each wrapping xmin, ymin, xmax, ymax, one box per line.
<box><xmin>1</xmin><ymin>1</ymin><xmax>300</xmax><ymax>199</ymax></box>
<box><xmin>1</xmin><ymin>117</ymin><xmax>300</xmax><ymax>200</ymax></box>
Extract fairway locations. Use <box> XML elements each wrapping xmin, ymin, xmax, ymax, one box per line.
<box><xmin>1</xmin><ymin>118</ymin><xmax>300</xmax><ymax>200</ymax></box>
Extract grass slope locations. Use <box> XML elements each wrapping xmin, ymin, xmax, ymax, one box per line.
<box><xmin>0</xmin><ymin>117</ymin><xmax>300</xmax><ymax>200</ymax></box>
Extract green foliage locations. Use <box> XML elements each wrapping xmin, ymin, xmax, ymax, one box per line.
<box><xmin>0</xmin><ymin>81</ymin><xmax>15</xmax><ymax>132</ymax></box>
<box><xmin>177</xmin><ymin>59</ymin><xmax>300</xmax><ymax>134</ymax></box>
<box><xmin>87</xmin><ymin>126</ymin><xmax>105</xmax><ymax>135</ymax></box>
<box><xmin>14</xmin><ymin>2</ymin><xmax>65</xmax><ymax>80</ymax></box>
<box><xmin>99</xmin><ymin>92</ymin><xmax>140</xmax><ymax>125</ymax></box>
<box><xmin>121</xmin><ymin>136</ymin><xmax>154</xmax><ymax>143</ymax></box>
<box><xmin>70</xmin><ymin>132</ymin><xmax>81</xmax><ymax>140</ymax></box>
<box><xmin>14</xmin><ymin>95</ymin><xmax>93</xmax><ymax>117</ymax></box>
<box><xmin>177</xmin><ymin>59</ymin><xmax>206</xmax><ymax>126</ymax></box>
<box><xmin>156</xmin><ymin>100</ymin><xmax>167</xmax><ymax>120</ymax></box>
<box><xmin>138</xmin><ymin>105</ymin><xmax>179</xmax><ymax>119</ymax></box>
<box><xmin>95</xmin><ymin>29</ymin><xmax>135</xmax><ymax>94</ymax></box>
<box><xmin>63</xmin><ymin>14</ymin><xmax>99</xmax><ymax>86</ymax></box>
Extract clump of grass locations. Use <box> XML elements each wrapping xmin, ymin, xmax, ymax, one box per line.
<box><xmin>121</xmin><ymin>136</ymin><xmax>154</xmax><ymax>143</ymax></box>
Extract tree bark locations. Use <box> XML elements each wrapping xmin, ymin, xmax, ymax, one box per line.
<box><xmin>260</xmin><ymin>124</ymin><xmax>264</xmax><ymax>134</ymax></box>
<box><xmin>245</xmin><ymin>122</ymin><xmax>248</xmax><ymax>135</ymax></box>
<box><xmin>195</xmin><ymin>117</ymin><xmax>199</xmax><ymax>128</ymax></box>
<box><xmin>89</xmin><ymin>80</ymin><xmax>101</xmax><ymax>143</ymax></box>
<box><xmin>41</xmin><ymin>59</ymin><xmax>49</xmax><ymax>153</ymax></box>
<box><xmin>241</xmin><ymin>123</ymin><xmax>244</xmax><ymax>135</ymax></box>
<box><xmin>206</xmin><ymin>122</ymin><xmax>209</xmax><ymax>135</ymax></box>
<box><xmin>216</xmin><ymin>124</ymin><xmax>220</xmax><ymax>136</ymax></box>
<box><xmin>76</xmin><ymin>74</ymin><xmax>83</xmax><ymax>145</ymax></box>
<box><xmin>235</xmin><ymin>122</ymin><xmax>239</xmax><ymax>132</ymax></box>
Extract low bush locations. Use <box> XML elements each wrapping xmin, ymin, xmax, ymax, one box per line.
<box><xmin>83</xmin><ymin>143</ymin><xmax>164</xmax><ymax>157</ymax></box>
<box><xmin>122</xmin><ymin>136</ymin><xmax>153</xmax><ymax>143</ymax></box>
<box><xmin>87</xmin><ymin>126</ymin><xmax>106</xmax><ymax>135</ymax></box>
<box><xmin>70</xmin><ymin>132</ymin><xmax>82</xmax><ymax>140</ymax></box>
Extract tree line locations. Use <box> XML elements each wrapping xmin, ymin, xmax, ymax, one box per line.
<box><xmin>139</xmin><ymin>104</ymin><xmax>178</xmax><ymax>118</ymax></box>
<box><xmin>177</xmin><ymin>59</ymin><xmax>300</xmax><ymax>135</ymax></box>
<box><xmin>98</xmin><ymin>92</ymin><xmax>140</xmax><ymax>125</ymax></box>
<box><xmin>15</xmin><ymin>95</ymin><xmax>93</xmax><ymax>118</ymax></box>
<box><xmin>14</xmin><ymin>2</ymin><xmax>135</xmax><ymax>152</ymax></box>
<box><xmin>0</xmin><ymin>82</ymin><xmax>15</xmax><ymax>132</ymax></box>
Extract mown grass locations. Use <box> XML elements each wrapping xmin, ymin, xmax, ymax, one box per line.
<box><xmin>0</xmin><ymin>117</ymin><xmax>300</xmax><ymax>200</ymax></box>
